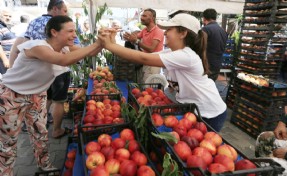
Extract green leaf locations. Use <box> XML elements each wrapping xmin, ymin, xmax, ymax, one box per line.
<box><xmin>161</xmin><ymin>153</ymin><xmax>181</xmax><ymax>176</ymax></box>
<box><xmin>151</xmin><ymin>132</ymin><xmax>178</xmax><ymax>144</ymax></box>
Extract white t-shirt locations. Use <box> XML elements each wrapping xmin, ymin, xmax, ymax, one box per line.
<box><xmin>160</xmin><ymin>47</ymin><xmax>226</xmax><ymax>118</ymax></box>
<box><xmin>2</xmin><ymin>40</ymin><xmax>69</xmax><ymax>94</ymax></box>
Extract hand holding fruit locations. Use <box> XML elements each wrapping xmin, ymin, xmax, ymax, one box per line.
<box><xmin>274</xmin><ymin>121</ymin><xmax>287</xmax><ymax>140</ymax></box>
<box><xmin>98</xmin><ymin>28</ymin><xmax>117</xmax><ymax>47</ymax></box>
<box><xmin>273</xmin><ymin>148</ymin><xmax>287</xmax><ymax>159</ymax></box>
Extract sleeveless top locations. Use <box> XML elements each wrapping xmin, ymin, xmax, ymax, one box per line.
<box><xmin>2</xmin><ymin>40</ymin><xmax>69</xmax><ymax>94</ymax></box>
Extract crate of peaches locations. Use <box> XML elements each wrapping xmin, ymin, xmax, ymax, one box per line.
<box><xmin>81</xmin><ymin>93</ymin><xmax>131</xmax><ymax>129</ymax></box>
<box><xmin>147</xmin><ymin>104</ymin><xmax>284</xmax><ymax>176</ymax></box>
<box><xmin>128</xmin><ymin>83</ymin><xmax>174</xmax><ymax>112</ymax></box>
<box><xmin>61</xmin><ymin>137</ymin><xmax>78</xmax><ymax>176</ymax></box>
<box><xmin>78</xmin><ymin>123</ymin><xmax>160</xmax><ymax>176</ymax></box>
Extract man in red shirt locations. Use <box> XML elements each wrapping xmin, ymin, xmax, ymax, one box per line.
<box><xmin>124</xmin><ymin>8</ymin><xmax>164</xmax><ymax>83</ymax></box>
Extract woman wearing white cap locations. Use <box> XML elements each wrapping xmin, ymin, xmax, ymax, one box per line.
<box><xmin>99</xmin><ymin>13</ymin><xmax>227</xmax><ymax>132</ymax></box>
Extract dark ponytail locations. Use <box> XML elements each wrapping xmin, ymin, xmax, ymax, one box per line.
<box><xmin>178</xmin><ymin>27</ymin><xmax>210</xmax><ymax>75</ymax></box>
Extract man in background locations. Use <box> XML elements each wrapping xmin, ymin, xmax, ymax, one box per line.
<box><xmin>202</xmin><ymin>8</ymin><xmax>228</xmax><ymax>81</ymax></box>
<box><xmin>0</xmin><ymin>8</ymin><xmax>16</xmax><ymax>74</ymax></box>
<box><xmin>123</xmin><ymin>8</ymin><xmax>164</xmax><ymax>83</ymax></box>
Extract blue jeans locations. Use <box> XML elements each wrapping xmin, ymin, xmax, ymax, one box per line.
<box><xmin>202</xmin><ymin>110</ymin><xmax>227</xmax><ymax>132</ymax></box>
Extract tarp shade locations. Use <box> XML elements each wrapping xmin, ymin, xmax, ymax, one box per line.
<box><xmin>90</xmin><ymin>0</ymin><xmax>244</xmax><ymax>14</ymax></box>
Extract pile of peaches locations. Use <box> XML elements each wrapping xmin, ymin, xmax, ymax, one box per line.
<box><xmin>82</xmin><ymin>99</ymin><xmax>125</xmax><ymax>127</ymax></box>
<box><xmin>131</xmin><ymin>87</ymin><xmax>173</xmax><ymax>107</ymax></box>
<box><xmin>151</xmin><ymin>112</ymin><xmax>257</xmax><ymax>175</ymax></box>
<box><xmin>84</xmin><ymin>128</ymin><xmax>156</xmax><ymax>176</ymax></box>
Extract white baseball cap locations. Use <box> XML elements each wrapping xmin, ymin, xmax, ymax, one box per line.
<box><xmin>157</xmin><ymin>13</ymin><xmax>201</xmax><ymax>33</ymax></box>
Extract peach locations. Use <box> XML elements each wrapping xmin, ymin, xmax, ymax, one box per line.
<box><xmin>217</xmin><ymin>144</ymin><xmax>238</xmax><ymax>161</ymax></box>
<box><xmin>204</xmin><ymin>131</ymin><xmax>223</xmax><ymax>147</ymax></box>
<box><xmin>214</xmin><ymin>154</ymin><xmax>235</xmax><ymax>171</ymax></box>
<box><xmin>199</xmin><ymin>139</ymin><xmax>217</xmax><ymax>155</ymax></box>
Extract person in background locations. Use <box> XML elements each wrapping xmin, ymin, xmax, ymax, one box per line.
<box><xmin>123</xmin><ymin>8</ymin><xmax>164</xmax><ymax>83</ymax></box>
<box><xmin>11</xmin><ymin>15</ymin><xmax>30</xmax><ymax>37</ymax></box>
<box><xmin>99</xmin><ymin>13</ymin><xmax>227</xmax><ymax>132</ymax></box>
<box><xmin>9</xmin><ymin>0</ymin><xmax>72</xmax><ymax>138</ymax></box>
<box><xmin>202</xmin><ymin>8</ymin><xmax>228</xmax><ymax>81</ymax></box>
<box><xmin>0</xmin><ymin>8</ymin><xmax>16</xmax><ymax>74</ymax></box>
<box><xmin>0</xmin><ymin>15</ymin><xmax>102</xmax><ymax>175</ymax></box>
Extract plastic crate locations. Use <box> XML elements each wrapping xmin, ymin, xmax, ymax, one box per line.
<box><xmin>78</xmin><ymin>123</ymin><xmax>160</xmax><ymax>176</ymax></box>
<box><xmin>146</xmin><ymin>104</ymin><xmax>284</xmax><ymax>175</ymax></box>
<box><xmin>112</xmin><ymin>55</ymin><xmax>136</xmax><ymax>81</ymax></box>
<box><xmin>34</xmin><ymin>169</ymin><xmax>61</xmax><ymax>176</ymax></box>
<box><xmin>71</xmin><ymin>111</ymin><xmax>83</xmax><ymax>137</ymax></box>
<box><xmin>127</xmin><ymin>83</ymin><xmax>174</xmax><ymax>112</ymax></box>
<box><xmin>61</xmin><ymin>137</ymin><xmax>78</xmax><ymax>176</ymax></box>
<box><xmin>81</xmin><ymin>93</ymin><xmax>131</xmax><ymax>128</ymax></box>
<box><xmin>235</xmin><ymin>78</ymin><xmax>287</xmax><ymax>101</ymax></box>
<box><xmin>67</xmin><ymin>100</ymin><xmax>85</xmax><ymax>119</ymax></box>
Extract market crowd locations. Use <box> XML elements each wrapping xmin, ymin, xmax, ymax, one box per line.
<box><xmin>1</xmin><ymin>0</ymin><xmax>287</xmax><ymax>175</ymax></box>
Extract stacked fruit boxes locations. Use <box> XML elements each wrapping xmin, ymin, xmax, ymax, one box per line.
<box><xmin>226</xmin><ymin>0</ymin><xmax>287</xmax><ymax>110</ymax></box>
<box><xmin>231</xmin><ymin>76</ymin><xmax>286</xmax><ymax>138</ymax></box>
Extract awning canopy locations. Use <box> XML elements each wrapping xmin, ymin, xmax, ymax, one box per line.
<box><xmin>86</xmin><ymin>0</ymin><xmax>244</xmax><ymax>14</ymax></box>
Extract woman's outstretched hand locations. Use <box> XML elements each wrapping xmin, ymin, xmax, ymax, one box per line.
<box><xmin>98</xmin><ymin>28</ymin><xmax>117</xmax><ymax>48</ymax></box>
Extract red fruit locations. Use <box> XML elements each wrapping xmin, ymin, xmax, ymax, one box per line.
<box><xmin>86</xmin><ymin>99</ymin><xmax>97</xmax><ymax>106</ymax></box>
<box><xmin>98</xmin><ymin>134</ymin><xmax>112</xmax><ymax>147</ymax></box>
<box><xmin>187</xmin><ymin>129</ymin><xmax>204</xmax><ymax>142</ymax></box>
<box><xmin>111</xmin><ymin>138</ymin><xmax>126</xmax><ymax>150</ymax></box>
<box><xmin>119</xmin><ymin>160</ymin><xmax>138</xmax><ymax>176</ymax></box>
<box><xmin>90</xmin><ymin>165</ymin><xmax>109</xmax><ymax>176</ymax></box>
<box><xmin>137</xmin><ymin>165</ymin><xmax>156</xmax><ymax>176</ymax></box>
<box><xmin>105</xmin><ymin>158</ymin><xmax>120</xmax><ymax>174</ymax></box>
<box><xmin>173</xmin><ymin>123</ymin><xmax>187</xmax><ymax>138</ymax></box>
<box><xmin>63</xmin><ymin>169</ymin><xmax>73</xmax><ymax>176</ymax></box>
<box><xmin>183</xmin><ymin>112</ymin><xmax>197</xmax><ymax>126</ymax></box>
<box><xmin>164</xmin><ymin>115</ymin><xmax>179</xmax><ymax>128</ymax></box>
<box><xmin>145</xmin><ymin>87</ymin><xmax>154</xmax><ymax>94</ymax></box>
<box><xmin>204</xmin><ymin>131</ymin><xmax>223</xmax><ymax>147</ymax></box>
<box><xmin>179</xmin><ymin>118</ymin><xmax>193</xmax><ymax>130</ymax></box>
<box><xmin>208</xmin><ymin>163</ymin><xmax>228</xmax><ymax>174</ymax></box>
<box><xmin>64</xmin><ymin>159</ymin><xmax>74</xmax><ymax>170</ymax></box>
<box><xmin>173</xmin><ymin>141</ymin><xmax>192</xmax><ymax>161</ymax></box>
<box><xmin>193</xmin><ymin>147</ymin><xmax>213</xmax><ymax>166</ymax></box>
<box><xmin>151</xmin><ymin>113</ymin><xmax>164</xmax><ymax>127</ymax></box>
<box><xmin>83</xmin><ymin>114</ymin><xmax>95</xmax><ymax>124</ymax></box>
<box><xmin>194</xmin><ymin>122</ymin><xmax>207</xmax><ymax>134</ymax></box>
<box><xmin>131</xmin><ymin>88</ymin><xmax>141</xmax><ymax>95</ymax></box>
<box><xmin>111</xmin><ymin>111</ymin><xmax>121</xmax><ymax>118</ymax></box>
<box><xmin>235</xmin><ymin>159</ymin><xmax>257</xmax><ymax>176</ymax></box>
<box><xmin>120</xmin><ymin>129</ymin><xmax>135</xmax><ymax>141</ymax></box>
<box><xmin>131</xmin><ymin>151</ymin><xmax>147</xmax><ymax>166</ymax></box>
<box><xmin>115</xmin><ymin>148</ymin><xmax>130</xmax><ymax>162</ymax></box>
<box><xmin>181</xmin><ymin>136</ymin><xmax>199</xmax><ymax>150</ymax></box>
<box><xmin>128</xmin><ymin>140</ymin><xmax>140</xmax><ymax>153</ymax></box>
<box><xmin>67</xmin><ymin>149</ymin><xmax>77</xmax><ymax>160</ymax></box>
<box><xmin>101</xmin><ymin>146</ymin><xmax>115</xmax><ymax>160</ymax></box>
<box><xmin>214</xmin><ymin>154</ymin><xmax>235</xmax><ymax>172</ymax></box>
<box><xmin>85</xmin><ymin>141</ymin><xmax>101</xmax><ymax>155</ymax></box>
<box><xmin>85</xmin><ymin>151</ymin><xmax>105</xmax><ymax>170</ymax></box>
<box><xmin>186</xmin><ymin>155</ymin><xmax>207</xmax><ymax>176</ymax></box>
<box><xmin>199</xmin><ymin>139</ymin><xmax>217</xmax><ymax>155</ymax></box>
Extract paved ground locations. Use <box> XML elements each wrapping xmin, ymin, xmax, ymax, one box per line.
<box><xmin>14</xmin><ymin>77</ymin><xmax>257</xmax><ymax>176</ymax></box>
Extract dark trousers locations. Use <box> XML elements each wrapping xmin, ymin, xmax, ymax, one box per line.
<box><xmin>202</xmin><ymin>109</ymin><xmax>227</xmax><ymax>132</ymax></box>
